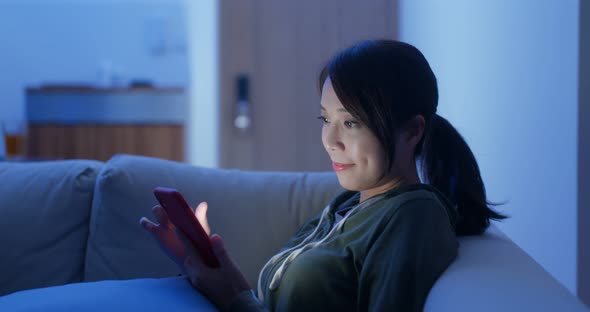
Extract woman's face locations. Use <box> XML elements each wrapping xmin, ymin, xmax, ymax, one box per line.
<box><xmin>320</xmin><ymin>78</ymin><xmax>404</xmax><ymax>201</ymax></box>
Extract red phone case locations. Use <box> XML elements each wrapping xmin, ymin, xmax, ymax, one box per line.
<box><xmin>153</xmin><ymin>187</ymin><xmax>220</xmax><ymax>268</ymax></box>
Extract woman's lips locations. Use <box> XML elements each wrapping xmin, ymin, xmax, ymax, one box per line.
<box><xmin>332</xmin><ymin>162</ymin><xmax>354</xmax><ymax>171</ymax></box>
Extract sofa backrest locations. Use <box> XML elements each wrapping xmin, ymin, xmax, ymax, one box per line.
<box><xmin>0</xmin><ymin>160</ymin><xmax>103</xmax><ymax>296</ymax></box>
<box><xmin>84</xmin><ymin>154</ymin><xmax>343</xmax><ymax>286</ymax></box>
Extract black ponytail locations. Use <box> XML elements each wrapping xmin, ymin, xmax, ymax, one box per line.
<box><xmin>421</xmin><ymin>114</ymin><xmax>507</xmax><ymax>236</ymax></box>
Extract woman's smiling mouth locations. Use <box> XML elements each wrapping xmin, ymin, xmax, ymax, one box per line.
<box><xmin>332</xmin><ymin>162</ymin><xmax>354</xmax><ymax>171</ymax></box>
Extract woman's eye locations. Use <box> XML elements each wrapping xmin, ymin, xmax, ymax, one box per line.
<box><xmin>344</xmin><ymin>120</ymin><xmax>359</xmax><ymax>128</ymax></box>
<box><xmin>317</xmin><ymin>116</ymin><xmax>329</xmax><ymax>123</ymax></box>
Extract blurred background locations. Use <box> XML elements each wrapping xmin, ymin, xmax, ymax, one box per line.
<box><xmin>0</xmin><ymin>0</ymin><xmax>587</xmax><ymax>307</ymax></box>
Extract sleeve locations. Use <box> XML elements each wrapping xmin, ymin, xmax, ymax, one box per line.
<box><xmin>357</xmin><ymin>198</ymin><xmax>458</xmax><ymax>312</ymax></box>
<box><xmin>228</xmin><ymin>289</ymin><xmax>269</xmax><ymax>312</ymax></box>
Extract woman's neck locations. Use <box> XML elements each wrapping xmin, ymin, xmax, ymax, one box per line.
<box><xmin>359</xmin><ymin>166</ymin><xmax>421</xmax><ymax>203</ymax></box>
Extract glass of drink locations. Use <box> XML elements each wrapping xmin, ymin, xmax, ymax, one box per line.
<box><xmin>2</xmin><ymin>120</ymin><xmax>27</xmax><ymax>159</ymax></box>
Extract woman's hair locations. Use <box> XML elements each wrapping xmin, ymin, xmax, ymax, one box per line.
<box><xmin>319</xmin><ymin>40</ymin><xmax>506</xmax><ymax>236</ymax></box>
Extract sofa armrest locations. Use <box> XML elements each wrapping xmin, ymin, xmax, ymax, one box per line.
<box><xmin>0</xmin><ymin>160</ymin><xmax>103</xmax><ymax>296</ymax></box>
<box><xmin>85</xmin><ymin>154</ymin><xmax>342</xmax><ymax>286</ymax></box>
<box><xmin>424</xmin><ymin>224</ymin><xmax>589</xmax><ymax>311</ymax></box>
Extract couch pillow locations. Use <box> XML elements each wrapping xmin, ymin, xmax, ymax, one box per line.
<box><xmin>0</xmin><ymin>160</ymin><xmax>103</xmax><ymax>296</ymax></box>
<box><xmin>85</xmin><ymin>154</ymin><xmax>342</xmax><ymax>286</ymax></box>
<box><xmin>0</xmin><ymin>277</ymin><xmax>217</xmax><ymax>312</ymax></box>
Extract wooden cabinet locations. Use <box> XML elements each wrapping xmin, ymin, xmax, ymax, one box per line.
<box><xmin>27</xmin><ymin>124</ymin><xmax>184</xmax><ymax>162</ymax></box>
<box><xmin>25</xmin><ymin>87</ymin><xmax>187</xmax><ymax>162</ymax></box>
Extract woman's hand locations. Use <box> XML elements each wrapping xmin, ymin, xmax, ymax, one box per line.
<box><xmin>176</xmin><ymin>228</ymin><xmax>251</xmax><ymax>312</ymax></box>
<box><xmin>140</xmin><ymin>202</ymin><xmax>211</xmax><ymax>272</ymax></box>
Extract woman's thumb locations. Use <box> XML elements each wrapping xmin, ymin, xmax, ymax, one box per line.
<box><xmin>195</xmin><ymin>202</ymin><xmax>211</xmax><ymax>235</ymax></box>
<box><xmin>210</xmin><ymin>234</ymin><xmax>229</xmax><ymax>263</ymax></box>
<box><xmin>210</xmin><ymin>234</ymin><xmax>251</xmax><ymax>291</ymax></box>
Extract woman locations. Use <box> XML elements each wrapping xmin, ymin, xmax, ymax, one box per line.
<box><xmin>140</xmin><ymin>39</ymin><xmax>506</xmax><ymax>311</ymax></box>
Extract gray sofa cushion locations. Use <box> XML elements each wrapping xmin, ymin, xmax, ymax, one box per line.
<box><xmin>85</xmin><ymin>154</ymin><xmax>342</xmax><ymax>286</ymax></box>
<box><xmin>0</xmin><ymin>160</ymin><xmax>103</xmax><ymax>296</ymax></box>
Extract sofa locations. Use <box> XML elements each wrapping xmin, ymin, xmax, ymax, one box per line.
<box><xmin>0</xmin><ymin>154</ymin><xmax>587</xmax><ymax>311</ymax></box>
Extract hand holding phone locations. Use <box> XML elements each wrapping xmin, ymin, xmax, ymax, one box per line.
<box><xmin>153</xmin><ymin>187</ymin><xmax>220</xmax><ymax>268</ymax></box>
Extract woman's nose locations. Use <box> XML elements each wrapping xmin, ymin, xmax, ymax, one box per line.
<box><xmin>323</xmin><ymin>126</ymin><xmax>344</xmax><ymax>151</ymax></box>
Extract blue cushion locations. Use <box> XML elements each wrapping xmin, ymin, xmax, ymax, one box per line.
<box><xmin>0</xmin><ymin>277</ymin><xmax>218</xmax><ymax>312</ymax></box>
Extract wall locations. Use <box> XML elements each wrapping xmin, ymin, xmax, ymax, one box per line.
<box><xmin>184</xmin><ymin>0</ymin><xmax>218</xmax><ymax>167</ymax></box>
<box><xmin>399</xmin><ymin>0</ymin><xmax>580</xmax><ymax>294</ymax></box>
<box><xmin>0</xmin><ymin>0</ymin><xmax>189</xmax><ymax>123</ymax></box>
<box><xmin>578</xmin><ymin>0</ymin><xmax>590</xmax><ymax>306</ymax></box>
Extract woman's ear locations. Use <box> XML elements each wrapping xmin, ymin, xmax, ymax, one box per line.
<box><xmin>404</xmin><ymin>115</ymin><xmax>426</xmax><ymax>148</ymax></box>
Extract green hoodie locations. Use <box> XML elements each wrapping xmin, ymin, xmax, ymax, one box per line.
<box><xmin>230</xmin><ymin>184</ymin><xmax>458</xmax><ymax>312</ymax></box>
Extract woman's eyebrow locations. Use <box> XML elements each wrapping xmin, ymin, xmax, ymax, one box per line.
<box><xmin>319</xmin><ymin>105</ymin><xmax>349</xmax><ymax>113</ymax></box>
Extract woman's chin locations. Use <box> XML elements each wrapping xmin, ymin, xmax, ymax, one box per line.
<box><xmin>336</xmin><ymin>177</ymin><xmax>362</xmax><ymax>192</ymax></box>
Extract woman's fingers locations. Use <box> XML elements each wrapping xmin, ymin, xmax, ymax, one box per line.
<box><xmin>152</xmin><ymin>205</ymin><xmax>174</xmax><ymax>229</ymax></box>
<box><xmin>139</xmin><ymin>205</ymin><xmax>172</xmax><ymax>234</ymax></box>
<box><xmin>195</xmin><ymin>202</ymin><xmax>210</xmax><ymax>235</ymax></box>
<box><xmin>175</xmin><ymin>228</ymin><xmax>201</xmax><ymax>262</ymax></box>
<box><xmin>139</xmin><ymin>217</ymin><xmax>157</xmax><ymax>231</ymax></box>
<box><xmin>175</xmin><ymin>227</ymin><xmax>206</xmax><ymax>282</ymax></box>
<box><xmin>140</xmin><ymin>217</ymin><xmax>168</xmax><ymax>239</ymax></box>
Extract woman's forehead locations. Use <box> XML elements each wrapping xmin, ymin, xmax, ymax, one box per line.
<box><xmin>320</xmin><ymin>79</ymin><xmax>348</xmax><ymax>112</ymax></box>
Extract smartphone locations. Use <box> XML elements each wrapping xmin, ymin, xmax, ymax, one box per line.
<box><xmin>153</xmin><ymin>187</ymin><xmax>220</xmax><ymax>268</ymax></box>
